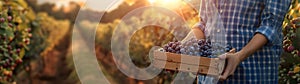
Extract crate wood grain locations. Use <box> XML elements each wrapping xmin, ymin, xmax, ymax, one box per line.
<box><xmin>153</xmin><ymin>51</ymin><xmax>224</xmax><ymax>76</ymax></box>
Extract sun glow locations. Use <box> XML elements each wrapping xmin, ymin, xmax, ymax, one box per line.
<box><xmin>147</xmin><ymin>0</ymin><xmax>182</xmax><ymax>9</ymax></box>
<box><xmin>125</xmin><ymin>0</ymin><xmax>136</xmax><ymax>6</ymax></box>
<box><xmin>56</xmin><ymin>1</ymin><xmax>69</xmax><ymax>8</ymax></box>
<box><xmin>148</xmin><ymin>0</ymin><xmax>156</xmax><ymax>4</ymax></box>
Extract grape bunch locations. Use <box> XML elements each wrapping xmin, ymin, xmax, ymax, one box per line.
<box><xmin>163</xmin><ymin>41</ymin><xmax>181</xmax><ymax>54</ymax></box>
<box><xmin>162</xmin><ymin>38</ymin><xmax>231</xmax><ymax>58</ymax></box>
<box><xmin>179</xmin><ymin>38</ymin><xmax>212</xmax><ymax>57</ymax></box>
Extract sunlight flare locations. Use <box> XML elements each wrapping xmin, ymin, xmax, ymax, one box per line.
<box><xmin>147</xmin><ymin>0</ymin><xmax>183</xmax><ymax>9</ymax></box>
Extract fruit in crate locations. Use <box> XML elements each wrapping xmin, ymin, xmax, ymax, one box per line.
<box><xmin>162</xmin><ymin>38</ymin><xmax>231</xmax><ymax>58</ymax></box>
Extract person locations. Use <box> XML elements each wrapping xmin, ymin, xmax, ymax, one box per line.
<box><xmin>191</xmin><ymin>0</ymin><xmax>291</xmax><ymax>83</ymax></box>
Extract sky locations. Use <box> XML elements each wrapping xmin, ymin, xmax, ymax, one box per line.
<box><xmin>37</xmin><ymin>0</ymin><xmax>124</xmax><ymax>11</ymax></box>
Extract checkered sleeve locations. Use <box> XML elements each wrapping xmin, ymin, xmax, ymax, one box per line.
<box><xmin>255</xmin><ymin>0</ymin><xmax>290</xmax><ymax>45</ymax></box>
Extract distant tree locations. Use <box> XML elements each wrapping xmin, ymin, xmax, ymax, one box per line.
<box><xmin>24</xmin><ymin>0</ymin><xmax>38</xmax><ymax>11</ymax></box>
<box><xmin>100</xmin><ymin>0</ymin><xmax>147</xmax><ymax>23</ymax></box>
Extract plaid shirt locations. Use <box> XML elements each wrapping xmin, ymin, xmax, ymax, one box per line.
<box><xmin>196</xmin><ymin>0</ymin><xmax>291</xmax><ymax>83</ymax></box>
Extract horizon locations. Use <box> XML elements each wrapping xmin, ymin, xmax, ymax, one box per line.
<box><xmin>37</xmin><ymin>0</ymin><xmax>124</xmax><ymax>12</ymax></box>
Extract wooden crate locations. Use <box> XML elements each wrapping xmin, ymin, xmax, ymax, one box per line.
<box><xmin>153</xmin><ymin>51</ymin><xmax>225</xmax><ymax>76</ymax></box>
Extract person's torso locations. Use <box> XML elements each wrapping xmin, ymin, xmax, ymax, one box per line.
<box><xmin>213</xmin><ymin>0</ymin><xmax>282</xmax><ymax>51</ymax></box>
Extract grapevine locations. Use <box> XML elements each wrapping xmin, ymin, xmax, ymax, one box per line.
<box><xmin>0</xmin><ymin>1</ymin><xmax>31</xmax><ymax>82</ymax></box>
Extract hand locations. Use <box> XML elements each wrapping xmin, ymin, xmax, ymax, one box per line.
<box><xmin>218</xmin><ymin>51</ymin><xmax>244</xmax><ymax>81</ymax></box>
<box><xmin>181</xmin><ymin>31</ymin><xmax>196</xmax><ymax>43</ymax></box>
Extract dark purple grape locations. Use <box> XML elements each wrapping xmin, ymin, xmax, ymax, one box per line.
<box><xmin>179</xmin><ymin>45</ymin><xmax>183</xmax><ymax>48</ymax></box>
<box><xmin>164</xmin><ymin>46</ymin><xmax>168</xmax><ymax>49</ymax></box>
<box><xmin>0</xmin><ymin>18</ymin><xmax>5</xmax><ymax>23</ymax></box>
<box><xmin>188</xmin><ymin>52</ymin><xmax>193</xmax><ymax>55</ymax></box>
<box><xmin>167</xmin><ymin>47</ymin><xmax>172</xmax><ymax>51</ymax></box>
<box><xmin>198</xmin><ymin>52</ymin><xmax>203</xmax><ymax>56</ymax></box>
<box><xmin>287</xmin><ymin>45</ymin><xmax>294</xmax><ymax>52</ymax></box>
<box><xmin>171</xmin><ymin>44</ymin><xmax>176</xmax><ymax>49</ymax></box>
<box><xmin>175</xmin><ymin>46</ymin><xmax>180</xmax><ymax>51</ymax></box>
<box><xmin>180</xmin><ymin>48</ymin><xmax>185</xmax><ymax>53</ymax></box>
<box><xmin>176</xmin><ymin>42</ymin><xmax>181</xmax><ymax>45</ymax></box>
<box><xmin>190</xmin><ymin>46</ymin><xmax>195</xmax><ymax>51</ymax></box>
<box><xmin>168</xmin><ymin>42</ymin><xmax>172</xmax><ymax>46</ymax></box>
<box><xmin>198</xmin><ymin>40</ymin><xmax>204</xmax><ymax>44</ymax></box>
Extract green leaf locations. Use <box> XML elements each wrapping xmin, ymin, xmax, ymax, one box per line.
<box><xmin>0</xmin><ymin>28</ymin><xmax>5</xmax><ymax>33</ymax></box>
<box><xmin>293</xmin><ymin>29</ymin><xmax>300</xmax><ymax>49</ymax></box>
<box><xmin>19</xmin><ymin>48</ymin><xmax>25</xmax><ymax>58</ymax></box>
<box><xmin>5</xmin><ymin>27</ymin><xmax>15</xmax><ymax>38</ymax></box>
<box><xmin>4</xmin><ymin>53</ymin><xmax>9</xmax><ymax>57</ymax></box>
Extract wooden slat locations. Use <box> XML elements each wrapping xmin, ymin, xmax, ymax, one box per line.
<box><xmin>153</xmin><ymin>51</ymin><xmax>220</xmax><ymax>68</ymax></box>
<box><xmin>153</xmin><ymin>60</ymin><xmax>220</xmax><ymax>76</ymax></box>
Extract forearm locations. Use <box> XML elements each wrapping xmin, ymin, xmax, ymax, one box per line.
<box><xmin>182</xmin><ymin>27</ymin><xmax>205</xmax><ymax>42</ymax></box>
<box><xmin>238</xmin><ymin>33</ymin><xmax>268</xmax><ymax>61</ymax></box>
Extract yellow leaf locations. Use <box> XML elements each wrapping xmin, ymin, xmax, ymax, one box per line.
<box><xmin>294</xmin><ymin>66</ymin><xmax>300</xmax><ymax>73</ymax></box>
<box><xmin>19</xmin><ymin>48</ymin><xmax>25</xmax><ymax>58</ymax></box>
